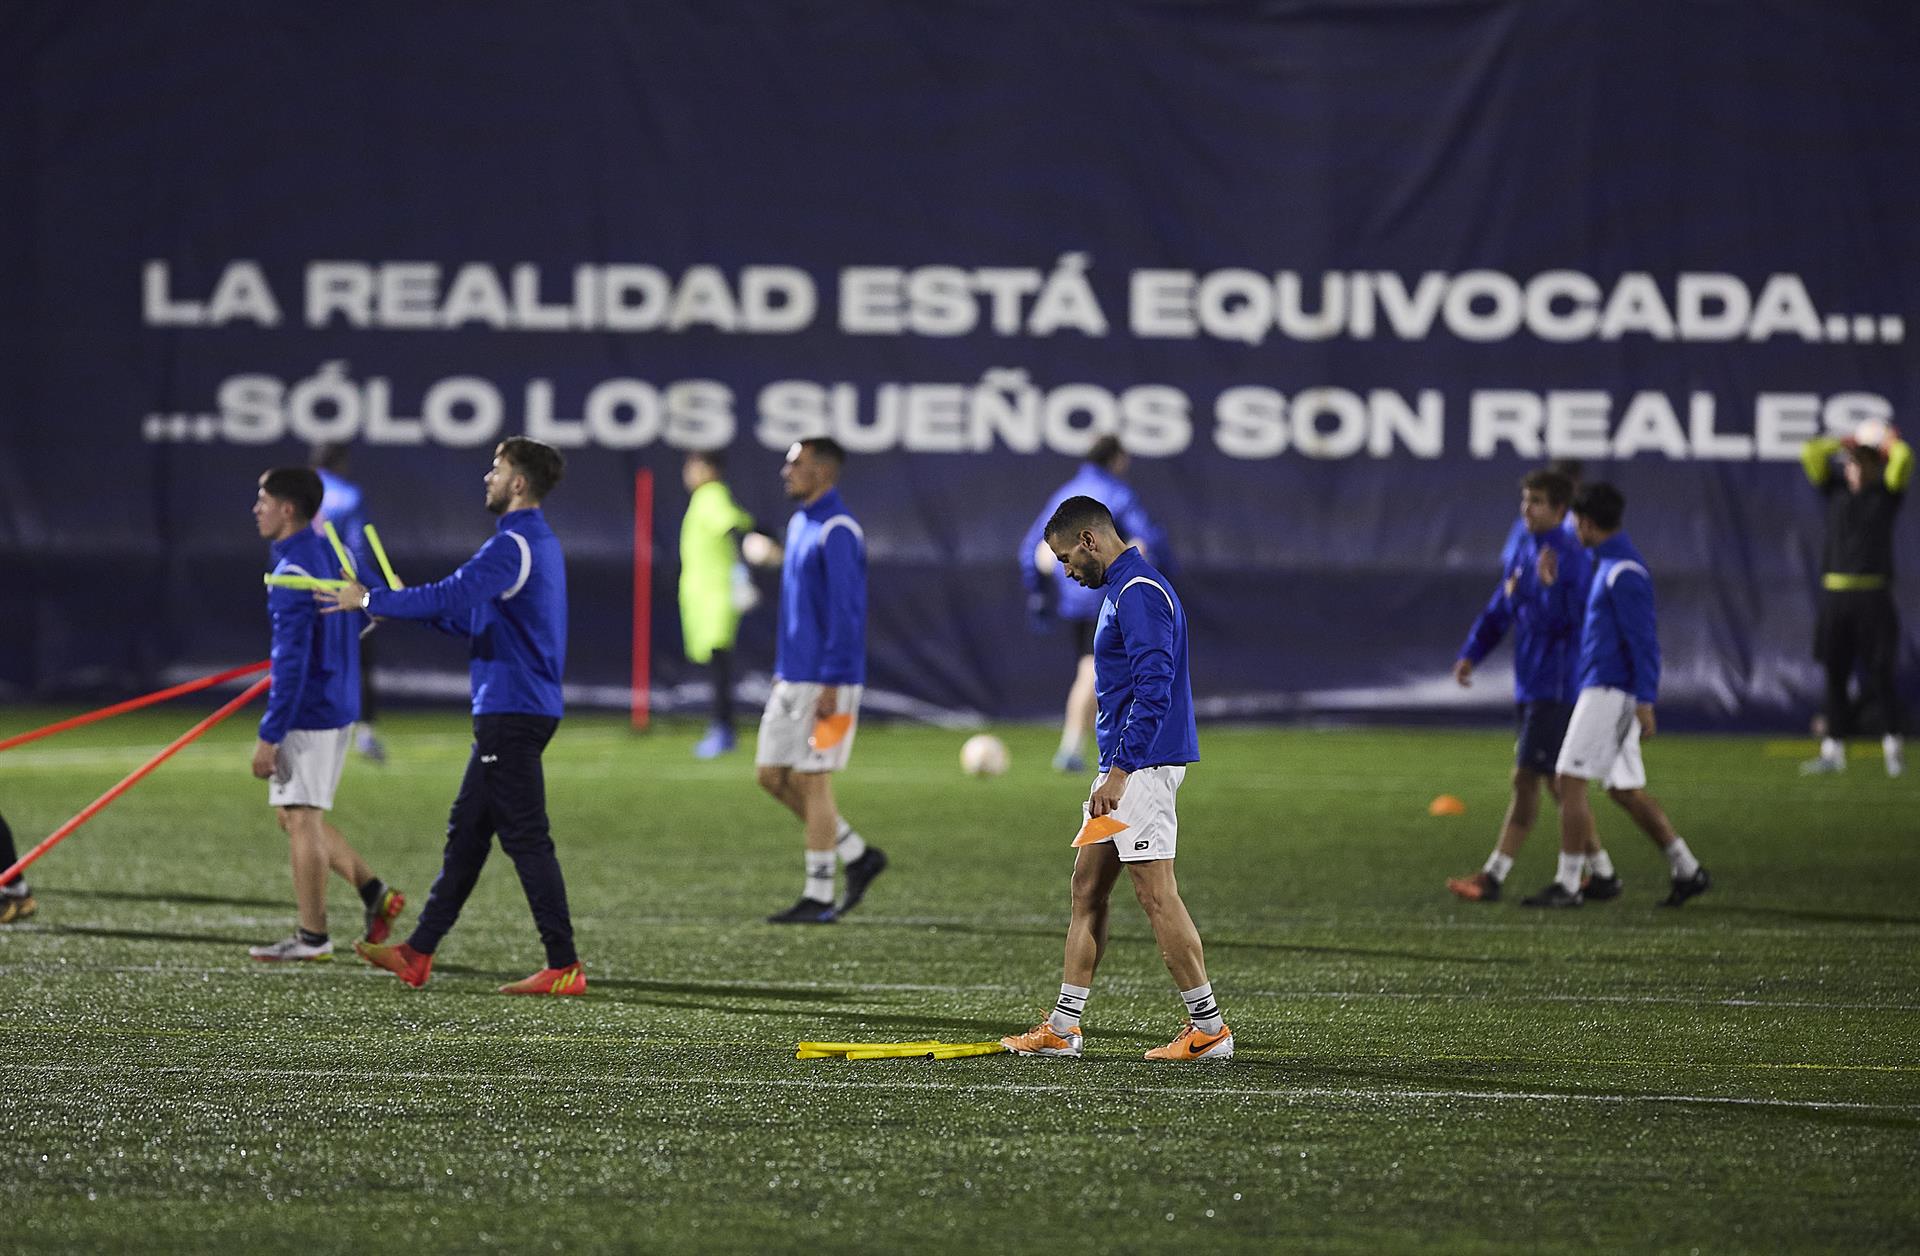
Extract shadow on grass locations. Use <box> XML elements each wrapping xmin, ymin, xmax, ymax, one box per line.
<box><xmin>1703</xmin><ymin>904</ymin><xmax>1920</xmax><ymax>928</ymax></box>
<box><xmin>49</xmin><ymin>923</ymin><xmax>249</xmax><ymax>948</ymax></box>
<box><xmin>857</xmin><ymin>917</ymin><xmax>1520</xmax><ymax>966</ymax></box>
<box><xmin>45</xmin><ymin>886</ymin><xmax>286</xmax><ymax>910</ymax></box>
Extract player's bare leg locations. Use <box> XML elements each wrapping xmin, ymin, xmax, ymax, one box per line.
<box><xmin>251</xmin><ymin>806</ymin><xmax>336</xmax><ymax>962</ymax></box>
<box><xmin>1063</xmin><ymin>841</ymin><xmax>1122</xmax><ymax>986</ymax></box>
<box><xmin>1005</xmin><ymin>843</ymin><xmax>1119</xmax><ymax>1057</ymax></box>
<box><xmin>321</xmin><ymin>820</ymin><xmax>373</xmax><ymax>887</ymax></box>
<box><xmin>1607</xmin><ymin>786</ymin><xmax>1709</xmax><ymax>906</ymax></box>
<box><xmin>1127</xmin><ymin>859</ymin><xmax>1233</xmax><ymax>1060</ymax></box>
<box><xmin>1055</xmin><ymin>656</ymin><xmax>1096</xmax><ymax>771</ymax></box>
<box><xmin>323</xmin><ymin>819</ymin><xmax>405</xmax><ymax>942</ymax></box>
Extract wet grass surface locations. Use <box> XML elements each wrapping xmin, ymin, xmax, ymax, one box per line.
<box><xmin>2</xmin><ymin>710</ymin><xmax>1915</xmax><ymax>1252</ymax></box>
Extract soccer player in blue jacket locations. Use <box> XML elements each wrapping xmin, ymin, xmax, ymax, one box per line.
<box><xmin>752</xmin><ymin>438</ymin><xmax>886</xmax><ymax>924</ymax></box>
<box><xmin>321</xmin><ymin>439</ymin><xmax>587</xmax><ymax>993</ymax></box>
<box><xmin>249</xmin><ymin>467</ymin><xmax>403</xmax><ymax>962</ymax></box>
<box><xmin>1446</xmin><ymin>468</ymin><xmax>1618</xmax><ymax>902</ymax></box>
<box><xmin>1018</xmin><ymin>436</ymin><xmax>1171</xmax><ymax>773</ymax></box>
<box><xmin>1002</xmin><ymin>496</ymin><xmax>1232</xmax><ymax>1061</ymax></box>
<box><xmin>1526</xmin><ymin>482</ymin><xmax>1711</xmax><ymax>908</ymax></box>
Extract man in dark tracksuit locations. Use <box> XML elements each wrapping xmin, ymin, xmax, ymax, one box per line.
<box><xmin>1800</xmin><ymin>427</ymin><xmax>1912</xmax><ymax>778</ymax></box>
<box><xmin>322</xmin><ymin>437</ymin><xmax>585</xmax><ymax>995</ymax></box>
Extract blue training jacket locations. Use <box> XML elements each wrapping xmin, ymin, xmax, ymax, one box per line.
<box><xmin>315</xmin><ymin>468</ymin><xmax>378</xmax><ymax>588</ymax></box>
<box><xmin>1458</xmin><ymin>523</ymin><xmax>1592</xmax><ymax>703</ymax></box>
<box><xmin>366</xmin><ymin>508</ymin><xmax>567</xmax><ymax>718</ymax></box>
<box><xmin>261</xmin><ymin>529</ymin><xmax>361</xmax><ymax>742</ymax></box>
<box><xmin>1019</xmin><ymin>463</ymin><xmax>1170</xmax><ymax>622</ymax></box>
<box><xmin>1092</xmin><ymin>547</ymin><xmax>1200</xmax><ymax>772</ymax></box>
<box><xmin>1576</xmin><ymin>532</ymin><xmax>1661</xmax><ymax>704</ymax></box>
<box><xmin>776</xmin><ymin>488</ymin><xmax>866</xmax><ymax>685</ymax></box>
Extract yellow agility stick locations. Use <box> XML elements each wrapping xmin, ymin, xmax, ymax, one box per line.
<box><xmin>797</xmin><ymin>1040</ymin><xmax>1007</xmax><ymax>1060</ymax></box>
<box><xmin>362</xmin><ymin>524</ymin><xmax>403</xmax><ymax>589</ymax></box>
<box><xmin>264</xmin><ymin>573</ymin><xmax>350</xmax><ymax>591</ymax></box>
<box><xmin>844</xmin><ymin>1042</ymin><xmax>1008</xmax><ymax>1060</ymax></box>
<box><xmin>797</xmin><ymin>1040</ymin><xmax>941</xmax><ymax>1056</ymax></box>
<box><xmin>321</xmin><ymin>520</ymin><xmax>357</xmax><ymax>581</ymax></box>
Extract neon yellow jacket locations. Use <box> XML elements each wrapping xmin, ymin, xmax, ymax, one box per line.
<box><xmin>679</xmin><ymin>480</ymin><xmax>755</xmax><ymax>661</ymax></box>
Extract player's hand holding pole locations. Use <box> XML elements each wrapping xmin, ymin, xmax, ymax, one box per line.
<box><xmin>1088</xmin><ymin>767</ymin><xmax>1129</xmax><ymax>817</ymax></box>
<box><xmin>315</xmin><ymin>580</ymin><xmax>371</xmax><ymax>615</ymax></box>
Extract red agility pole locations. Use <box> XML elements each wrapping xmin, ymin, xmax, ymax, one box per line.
<box><xmin>0</xmin><ymin>675</ymin><xmax>272</xmax><ymax>887</ymax></box>
<box><xmin>0</xmin><ymin>659</ymin><xmax>270</xmax><ymax>754</ymax></box>
<box><xmin>631</xmin><ymin>467</ymin><xmax>653</xmax><ymax>730</ymax></box>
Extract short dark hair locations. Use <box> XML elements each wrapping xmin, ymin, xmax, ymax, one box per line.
<box><xmin>796</xmin><ymin>436</ymin><xmax>846</xmax><ymax>468</ymax></box>
<box><xmin>1571</xmin><ymin>480</ymin><xmax>1625</xmax><ymax>532</ymax></box>
<box><xmin>1848</xmin><ymin>443</ymin><xmax>1886</xmax><ymax>471</ymax></box>
<box><xmin>497</xmin><ymin>437</ymin><xmax>565</xmax><ymax>501</ymax></box>
<box><xmin>309</xmin><ymin>442</ymin><xmax>349</xmax><ymax>473</ymax></box>
<box><xmin>1043</xmin><ymin>495</ymin><xmax>1117</xmax><ymax>543</ymax></box>
<box><xmin>1521</xmin><ymin>468</ymin><xmax>1575</xmax><ymax>509</ymax></box>
<box><xmin>687</xmin><ymin>448</ymin><xmax>726</xmax><ymax>474</ymax></box>
<box><xmin>1087</xmin><ymin>435</ymin><xmax>1126</xmax><ymax>470</ymax></box>
<box><xmin>259</xmin><ymin>467</ymin><xmax>324</xmax><ymax>522</ymax></box>
<box><xmin>1545</xmin><ymin>458</ymin><xmax>1584</xmax><ymax>484</ymax></box>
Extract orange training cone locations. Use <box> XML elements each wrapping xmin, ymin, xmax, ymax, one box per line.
<box><xmin>1428</xmin><ymin>794</ymin><xmax>1467</xmax><ymax>817</ymax></box>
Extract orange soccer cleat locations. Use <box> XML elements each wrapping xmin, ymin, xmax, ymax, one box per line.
<box><xmin>1144</xmin><ymin>1021</ymin><xmax>1235</xmax><ymax>1062</ymax></box>
<box><xmin>355</xmin><ymin>940</ymin><xmax>433</xmax><ymax>988</ymax></box>
<box><xmin>499</xmin><ymin>961</ymin><xmax>587</xmax><ymax>996</ymax></box>
<box><xmin>363</xmin><ymin>887</ymin><xmax>407</xmax><ymax>944</ymax></box>
<box><xmin>1000</xmin><ymin>1019</ymin><xmax>1084</xmax><ymax>1058</ymax></box>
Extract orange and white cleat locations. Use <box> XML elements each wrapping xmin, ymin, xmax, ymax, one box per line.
<box><xmin>1000</xmin><ymin>1019</ymin><xmax>1083</xmax><ymax>1058</ymax></box>
<box><xmin>355</xmin><ymin>940</ymin><xmax>433</xmax><ymax>988</ymax></box>
<box><xmin>499</xmin><ymin>961</ymin><xmax>587</xmax><ymax>996</ymax></box>
<box><xmin>1144</xmin><ymin>1021</ymin><xmax>1234</xmax><ymax>1062</ymax></box>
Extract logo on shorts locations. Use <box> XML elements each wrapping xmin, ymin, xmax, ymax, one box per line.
<box><xmin>1134</xmin><ymin>840</ymin><xmax>1149</xmax><ymax>851</ymax></box>
<box><xmin>480</xmin><ymin>754</ymin><xmax>498</xmax><ymax>764</ymax></box>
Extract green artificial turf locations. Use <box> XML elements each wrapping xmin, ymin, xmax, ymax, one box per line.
<box><xmin>1</xmin><ymin>710</ymin><xmax>1915</xmax><ymax>1253</ymax></box>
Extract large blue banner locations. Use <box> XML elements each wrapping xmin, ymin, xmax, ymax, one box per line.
<box><xmin>3</xmin><ymin>1</ymin><xmax>1917</xmax><ymax>728</ymax></box>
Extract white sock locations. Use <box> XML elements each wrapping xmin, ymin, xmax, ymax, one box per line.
<box><xmin>0</xmin><ymin>881</ymin><xmax>26</xmax><ymax>898</ymax></box>
<box><xmin>1555</xmin><ymin>853</ymin><xmax>1584</xmax><ymax>894</ymax></box>
<box><xmin>1587</xmin><ymin>850</ymin><xmax>1615</xmax><ymax>879</ymax></box>
<box><xmin>1180</xmin><ymin>983</ymin><xmax>1225</xmax><ymax>1035</ymax></box>
<box><xmin>1049</xmin><ymin>983</ymin><xmax>1090</xmax><ymax>1034</ymax></box>
<box><xmin>1821</xmin><ymin>736</ymin><xmax>1845</xmax><ymax>764</ymax></box>
<box><xmin>1664</xmin><ymin>837</ymin><xmax>1700</xmax><ymax>880</ymax></box>
<box><xmin>1483</xmin><ymin>851</ymin><xmax>1514</xmax><ymax>882</ymax></box>
<box><xmin>803</xmin><ymin>850</ymin><xmax>835</xmax><ymax>903</ymax></box>
<box><xmin>834</xmin><ymin>818</ymin><xmax>866</xmax><ymax>863</ymax></box>
<box><xmin>1885</xmin><ymin>734</ymin><xmax>1904</xmax><ymax>756</ymax></box>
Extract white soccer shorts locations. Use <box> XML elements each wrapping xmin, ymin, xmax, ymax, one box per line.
<box><xmin>268</xmin><ymin>725</ymin><xmax>352</xmax><ymax>810</ymax></box>
<box><xmin>1554</xmin><ymin>686</ymin><xmax>1648</xmax><ymax>790</ymax></box>
<box><xmin>755</xmin><ymin>680</ymin><xmax>863</xmax><ymax>772</ymax></box>
<box><xmin>1082</xmin><ymin>764</ymin><xmax>1187</xmax><ymax>862</ymax></box>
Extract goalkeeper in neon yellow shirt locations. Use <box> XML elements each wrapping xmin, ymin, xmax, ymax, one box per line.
<box><xmin>681</xmin><ymin>450</ymin><xmax>760</xmax><ymax>758</ymax></box>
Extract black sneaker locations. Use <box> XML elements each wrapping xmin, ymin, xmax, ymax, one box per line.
<box><xmin>1581</xmin><ymin>873</ymin><xmax>1623</xmax><ymax>901</ymax></box>
<box><xmin>1520</xmin><ymin>882</ymin><xmax>1583</xmax><ymax>908</ymax></box>
<box><xmin>767</xmin><ymin>897</ymin><xmax>839</xmax><ymax>925</ymax></box>
<box><xmin>837</xmin><ymin>847</ymin><xmax>888</xmax><ymax>914</ymax></box>
<box><xmin>1659</xmin><ymin>865</ymin><xmax>1711</xmax><ymax>908</ymax></box>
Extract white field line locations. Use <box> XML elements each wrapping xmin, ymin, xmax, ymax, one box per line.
<box><xmin>4</xmin><ymin>1060</ymin><xmax>1914</xmax><ymax>1113</ymax></box>
<box><xmin>0</xmin><ymin>961</ymin><xmax>1914</xmax><ymax>1015</ymax></box>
